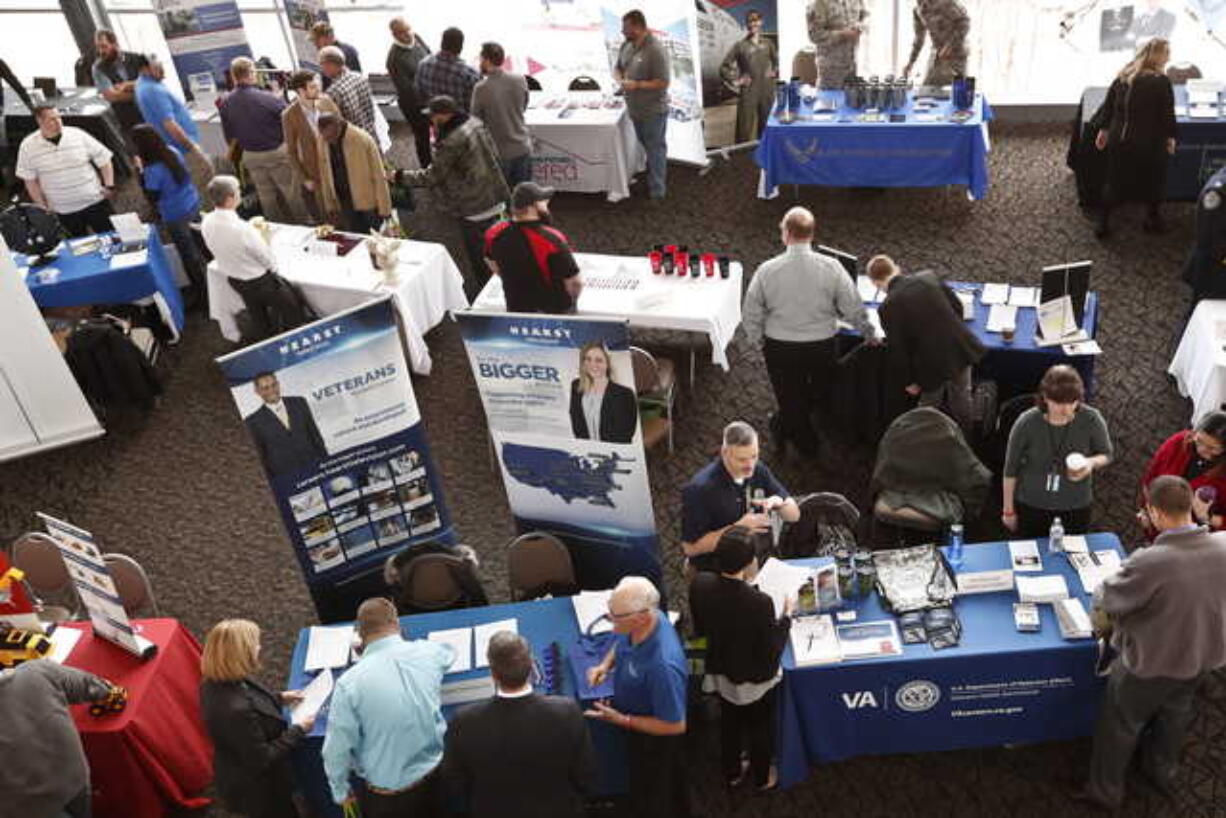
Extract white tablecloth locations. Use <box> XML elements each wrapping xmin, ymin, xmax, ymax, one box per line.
<box><xmin>527</xmin><ymin>93</ymin><xmax>645</xmax><ymax>203</ymax></box>
<box><xmin>469</xmin><ymin>252</ymin><xmax>743</xmax><ymax>371</ymax></box>
<box><xmin>1169</xmin><ymin>298</ymin><xmax>1226</xmax><ymax>425</ymax></box>
<box><xmin>207</xmin><ymin>225</ymin><xmax>468</xmax><ymax>375</ymax></box>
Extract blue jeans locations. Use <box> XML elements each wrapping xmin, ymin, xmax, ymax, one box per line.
<box><xmin>500</xmin><ymin>153</ymin><xmax>533</xmax><ymax>189</ymax></box>
<box><xmin>632</xmin><ymin>113</ymin><xmax>668</xmax><ymax>199</ymax></box>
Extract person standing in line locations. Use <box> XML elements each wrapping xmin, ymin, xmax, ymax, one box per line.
<box><xmin>310</xmin><ymin>20</ymin><xmax>361</xmax><ymax>85</ymax></box>
<box><xmin>719</xmin><ymin>8</ymin><xmax>777</xmax><ymax>143</ymax></box>
<box><xmin>742</xmin><ymin>206</ymin><xmax>879</xmax><ymax>458</ymax></box>
<box><xmin>1091</xmin><ymin>37</ymin><xmax>1176</xmax><ymax>238</ymax></box>
<box><xmin>316</xmin><ymin>113</ymin><xmax>391</xmax><ymax>234</ymax></box>
<box><xmin>281</xmin><ymin>70</ymin><xmax>340</xmax><ymax>220</ymax></box>
<box><xmin>16</xmin><ymin>105</ymin><xmax>116</xmax><ymax>236</ymax></box>
<box><xmin>472</xmin><ymin>41</ymin><xmax>533</xmax><ymax>188</ymax></box>
<box><xmin>318</xmin><ymin>47</ymin><xmax>379</xmax><ymax>145</ymax></box>
<box><xmin>415</xmin><ymin>27</ymin><xmax>481</xmax><ymax>115</ymax></box>
<box><xmin>386</xmin><ymin>17</ymin><xmax>433</xmax><ymax>169</ymax></box>
<box><xmin>614</xmin><ymin>9</ymin><xmax>671</xmax><ymax>201</ymax></box>
<box><xmin>132</xmin><ymin>123</ymin><xmax>207</xmax><ymax>305</ymax></box>
<box><xmin>806</xmin><ymin>0</ymin><xmax>868</xmax><ymax>89</ymax></box>
<box><xmin>902</xmin><ymin>0</ymin><xmax>970</xmax><ymax>87</ymax></box>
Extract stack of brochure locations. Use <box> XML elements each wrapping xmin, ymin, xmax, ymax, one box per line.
<box><xmin>790</xmin><ymin>615</ymin><xmax>842</xmax><ymax>666</ymax></box>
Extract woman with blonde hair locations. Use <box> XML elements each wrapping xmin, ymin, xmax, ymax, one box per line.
<box><xmin>1091</xmin><ymin>37</ymin><xmax>1177</xmax><ymax>237</ymax></box>
<box><xmin>199</xmin><ymin>619</ymin><xmax>313</xmax><ymax>818</ymax></box>
<box><xmin>568</xmin><ymin>341</ymin><xmax>639</xmax><ymax>444</ymax></box>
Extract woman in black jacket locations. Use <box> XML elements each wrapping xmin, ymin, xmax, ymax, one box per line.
<box><xmin>689</xmin><ymin>526</ymin><xmax>792</xmax><ymax>790</ymax></box>
<box><xmin>569</xmin><ymin>341</ymin><xmax>639</xmax><ymax>444</ymax></box>
<box><xmin>199</xmin><ymin>619</ymin><xmax>313</xmax><ymax>818</ymax></box>
<box><xmin>1092</xmin><ymin>37</ymin><xmax>1177</xmax><ymax>237</ymax></box>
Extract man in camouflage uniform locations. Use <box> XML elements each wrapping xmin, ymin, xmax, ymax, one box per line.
<box><xmin>720</xmin><ymin>9</ymin><xmax>778</xmax><ymax>142</ymax></box>
<box><xmin>902</xmin><ymin>0</ymin><xmax>970</xmax><ymax>87</ymax></box>
<box><xmin>807</xmin><ymin>0</ymin><xmax>867</xmax><ymax>90</ymax></box>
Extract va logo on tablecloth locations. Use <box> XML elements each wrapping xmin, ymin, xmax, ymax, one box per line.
<box><xmin>895</xmin><ymin>679</ymin><xmax>942</xmax><ymax>713</ymax></box>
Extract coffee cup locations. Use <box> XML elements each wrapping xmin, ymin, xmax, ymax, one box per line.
<box><xmin>1001</xmin><ymin>324</ymin><xmax>1016</xmax><ymax>344</ymax></box>
<box><xmin>1066</xmin><ymin>453</ymin><xmax>1088</xmax><ymax>473</ymax></box>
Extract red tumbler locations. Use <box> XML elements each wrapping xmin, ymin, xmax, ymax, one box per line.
<box><xmin>701</xmin><ymin>253</ymin><xmax>716</xmax><ymax>277</ymax></box>
<box><xmin>649</xmin><ymin>251</ymin><xmax>663</xmax><ymax>274</ymax></box>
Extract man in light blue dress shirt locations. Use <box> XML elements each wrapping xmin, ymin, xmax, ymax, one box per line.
<box><xmin>322</xmin><ymin>596</ymin><xmax>454</xmax><ymax>817</ymax></box>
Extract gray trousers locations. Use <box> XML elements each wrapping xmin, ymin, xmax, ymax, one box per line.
<box><xmin>1086</xmin><ymin>661</ymin><xmax>1200</xmax><ymax>806</ymax></box>
<box><xmin>918</xmin><ymin>365</ymin><xmax>973</xmax><ymax>431</ymax></box>
<box><xmin>243</xmin><ymin>145</ymin><xmax>309</xmax><ymax>224</ymax></box>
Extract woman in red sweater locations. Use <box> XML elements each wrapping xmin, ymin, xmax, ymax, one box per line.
<box><xmin>1139</xmin><ymin>411</ymin><xmax>1226</xmax><ymax>532</ymax></box>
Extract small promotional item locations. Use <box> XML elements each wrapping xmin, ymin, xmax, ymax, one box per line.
<box><xmin>675</xmin><ymin>250</ymin><xmax>689</xmax><ymax>274</ymax></box>
<box><xmin>649</xmin><ymin>250</ymin><xmax>663</xmax><ymax>275</ymax></box>
<box><xmin>923</xmin><ymin>606</ymin><xmax>962</xmax><ymax>649</ymax></box>
<box><xmin>88</xmin><ymin>684</ymin><xmax>129</xmax><ymax>718</ymax></box>
<box><xmin>898</xmin><ymin>611</ymin><xmax>927</xmax><ymax>644</ymax></box>
<box><xmin>702</xmin><ymin>253</ymin><xmax>716</xmax><ymax>277</ymax></box>
<box><xmin>689</xmin><ymin>255</ymin><xmax>700</xmax><ymax>278</ymax></box>
<box><xmin>1014</xmin><ymin>602</ymin><xmax>1041</xmax><ymax>633</ymax></box>
<box><xmin>718</xmin><ymin>255</ymin><xmax>731</xmax><ymax>279</ymax></box>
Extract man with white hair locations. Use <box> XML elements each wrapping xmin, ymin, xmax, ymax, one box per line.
<box><xmin>585</xmin><ymin>576</ymin><xmax>691</xmax><ymax>818</ymax></box>
<box><xmin>318</xmin><ymin>46</ymin><xmax>378</xmax><ymax>141</ymax></box>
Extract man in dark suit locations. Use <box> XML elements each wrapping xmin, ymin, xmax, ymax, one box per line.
<box><xmin>244</xmin><ymin>371</ymin><xmax>327</xmax><ymax>476</ymax></box>
<box><xmin>441</xmin><ymin>631</ymin><xmax>596</xmax><ymax>818</ymax></box>
<box><xmin>868</xmin><ymin>255</ymin><xmax>985</xmax><ymax>432</ymax></box>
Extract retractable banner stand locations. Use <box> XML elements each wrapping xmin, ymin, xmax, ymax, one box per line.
<box><xmin>456</xmin><ymin>313</ymin><xmax>661</xmax><ymax>589</ymax></box>
<box><xmin>153</xmin><ymin>0</ymin><xmax>254</xmax><ymax>97</ymax></box>
<box><xmin>216</xmin><ymin>298</ymin><xmax>453</xmax><ymax>623</ymax></box>
<box><xmin>283</xmin><ymin>0</ymin><xmax>328</xmax><ymax>69</ymax></box>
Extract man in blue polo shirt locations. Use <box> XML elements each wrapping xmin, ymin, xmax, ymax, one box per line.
<box><xmin>133</xmin><ymin>54</ymin><xmax>212</xmax><ymax>199</ymax></box>
<box><xmin>585</xmin><ymin>576</ymin><xmax>691</xmax><ymax>818</ymax></box>
<box><xmin>681</xmin><ymin>420</ymin><xmax>800</xmax><ymax>572</ymax></box>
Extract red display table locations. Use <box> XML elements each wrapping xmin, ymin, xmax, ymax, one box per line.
<box><xmin>63</xmin><ymin>618</ymin><xmax>213</xmax><ymax>818</ymax></box>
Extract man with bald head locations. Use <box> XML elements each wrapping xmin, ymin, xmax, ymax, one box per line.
<box><xmin>585</xmin><ymin>576</ymin><xmax>691</xmax><ymax>817</ymax></box>
<box><xmin>322</xmin><ymin>596</ymin><xmax>453</xmax><ymax>818</ymax></box>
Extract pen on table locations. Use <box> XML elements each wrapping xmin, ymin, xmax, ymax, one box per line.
<box><xmin>806</xmin><ymin>633</ymin><xmax>814</xmax><ymax>652</ymax></box>
<box><xmin>1089</xmin><ymin>549</ymin><xmax>1101</xmax><ymax>566</ymax></box>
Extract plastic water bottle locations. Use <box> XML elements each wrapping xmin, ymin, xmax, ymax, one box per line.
<box><xmin>1048</xmin><ymin>516</ymin><xmax>1065</xmax><ymax>555</ymax></box>
<box><xmin>948</xmin><ymin>523</ymin><xmax>964</xmax><ymax>569</ymax></box>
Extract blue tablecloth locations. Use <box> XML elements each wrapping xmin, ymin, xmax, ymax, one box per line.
<box><xmin>778</xmin><ymin>533</ymin><xmax>1123</xmax><ymax>788</ymax></box>
<box><xmin>755</xmin><ymin>92</ymin><xmax>993</xmax><ymax>200</ymax></box>
<box><xmin>19</xmin><ymin>225</ymin><xmax>184</xmax><ymax>338</ymax></box>
<box><xmin>285</xmin><ymin>597</ymin><xmax>627</xmax><ymax>818</ymax></box>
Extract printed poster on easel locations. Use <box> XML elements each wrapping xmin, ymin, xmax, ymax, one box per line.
<box><xmin>153</xmin><ymin>0</ymin><xmax>254</xmax><ymax>99</ymax></box>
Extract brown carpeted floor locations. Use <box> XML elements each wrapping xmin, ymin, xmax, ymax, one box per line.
<box><xmin>4</xmin><ymin>120</ymin><xmax>1223</xmax><ymax>817</ymax></box>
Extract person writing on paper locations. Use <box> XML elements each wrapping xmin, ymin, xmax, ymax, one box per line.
<box><xmin>681</xmin><ymin>421</ymin><xmax>800</xmax><ymax>572</ymax></box>
<box><xmin>1076</xmin><ymin>476</ymin><xmax>1226</xmax><ymax>811</ymax></box>
<box><xmin>1002</xmin><ymin>365</ymin><xmax>1113</xmax><ymax>538</ymax></box>
<box><xmin>199</xmin><ymin>619</ymin><xmax>314</xmax><ymax>818</ymax></box>
<box><xmin>688</xmin><ymin>527</ymin><xmax>793</xmax><ymax>791</ymax></box>
<box><xmin>1138</xmin><ymin>411</ymin><xmax>1226</xmax><ymax>535</ymax></box>
<box><xmin>584</xmin><ymin>576</ymin><xmax>691</xmax><ymax>818</ymax></box>
<box><xmin>323</xmin><ymin>597</ymin><xmax>453</xmax><ymax>817</ymax></box>
<box><xmin>569</xmin><ymin>341</ymin><xmax>638</xmax><ymax>444</ymax></box>
<box><xmin>441</xmin><ymin>632</ymin><xmax>596</xmax><ymax>817</ymax></box>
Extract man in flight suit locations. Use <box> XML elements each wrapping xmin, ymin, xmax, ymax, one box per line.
<box><xmin>902</xmin><ymin>0</ymin><xmax>970</xmax><ymax>87</ymax></box>
<box><xmin>720</xmin><ymin>9</ymin><xmax>778</xmax><ymax>143</ymax></box>
<box><xmin>807</xmin><ymin>0</ymin><xmax>867</xmax><ymax>90</ymax></box>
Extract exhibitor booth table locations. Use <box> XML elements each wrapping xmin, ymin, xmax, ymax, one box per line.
<box><xmin>526</xmin><ymin>91</ymin><xmax>645</xmax><ymax>203</ymax></box>
<box><xmin>755</xmin><ymin>92</ymin><xmax>993</xmax><ymax>200</ymax></box>
<box><xmin>61</xmin><ymin>618</ymin><xmax>213</xmax><ymax>818</ymax></box>
<box><xmin>778</xmin><ymin>533</ymin><xmax>1123</xmax><ymax>788</ymax></box>
<box><xmin>17</xmin><ymin>225</ymin><xmax>186</xmax><ymax>341</ymax></box>
<box><xmin>206</xmin><ymin>224</ymin><xmax>468</xmax><ymax>375</ymax></box>
<box><xmin>1168</xmin><ymin>298</ymin><xmax>1226</xmax><ymax>425</ymax></box>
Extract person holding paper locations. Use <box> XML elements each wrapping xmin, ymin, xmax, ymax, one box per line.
<box><xmin>584</xmin><ymin>576</ymin><xmax>691</xmax><ymax>818</ymax></box>
<box><xmin>1077</xmin><ymin>476</ymin><xmax>1226</xmax><ymax>810</ymax></box>
<box><xmin>1002</xmin><ymin>366</ymin><xmax>1113</xmax><ymax>537</ymax></box>
<box><xmin>323</xmin><ymin>597</ymin><xmax>453</xmax><ymax>818</ymax></box>
<box><xmin>688</xmin><ymin>527</ymin><xmax>792</xmax><ymax>790</ymax></box>
<box><xmin>199</xmin><ymin>619</ymin><xmax>314</xmax><ymax>818</ymax></box>
<box><xmin>1138</xmin><ymin>412</ymin><xmax>1226</xmax><ymax>534</ymax></box>
<box><xmin>441</xmin><ymin>632</ymin><xmax>596</xmax><ymax>817</ymax></box>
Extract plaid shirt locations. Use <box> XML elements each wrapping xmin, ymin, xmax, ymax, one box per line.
<box><xmin>328</xmin><ymin>69</ymin><xmax>377</xmax><ymax>139</ymax></box>
<box><xmin>414</xmin><ymin>52</ymin><xmax>481</xmax><ymax>113</ymax></box>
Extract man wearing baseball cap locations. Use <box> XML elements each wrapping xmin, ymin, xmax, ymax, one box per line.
<box><xmin>483</xmin><ymin>181</ymin><xmax>584</xmax><ymax>314</ymax></box>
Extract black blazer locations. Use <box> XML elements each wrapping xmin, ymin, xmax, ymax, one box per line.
<box><xmin>245</xmin><ymin>396</ymin><xmax>327</xmax><ymax>476</ymax></box>
<box><xmin>441</xmin><ymin>693</ymin><xmax>596</xmax><ymax>818</ymax></box>
<box><xmin>689</xmin><ymin>573</ymin><xmax>791</xmax><ymax>685</ymax></box>
<box><xmin>879</xmin><ymin>271</ymin><xmax>985</xmax><ymax>392</ymax></box>
<box><xmin>199</xmin><ymin>678</ymin><xmax>304</xmax><ymax>817</ymax></box>
<box><xmin>1092</xmin><ymin>74</ymin><xmax>1176</xmax><ymax>153</ymax></box>
<box><xmin>568</xmin><ymin>380</ymin><xmax>638</xmax><ymax>444</ymax></box>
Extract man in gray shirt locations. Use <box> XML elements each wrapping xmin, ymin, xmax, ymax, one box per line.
<box><xmin>614</xmin><ymin>9</ymin><xmax>670</xmax><ymax>200</ymax></box>
<box><xmin>742</xmin><ymin>206</ymin><xmax>878</xmax><ymax>457</ymax></box>
<box><xmin>1078</xmin><ymin>476</ymin><xmax>1226</xmax><ymax>811</ymax></box>
<box><xmin>472</xmin><ymin>42</ymin><xmax>532</xmax><ymax>188</ymax></box>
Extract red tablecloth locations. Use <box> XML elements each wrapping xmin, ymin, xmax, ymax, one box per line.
<box><xmin>63</xmin><ymin>618</ymin><xmax>213</xmax><ymax>818</ymax></box>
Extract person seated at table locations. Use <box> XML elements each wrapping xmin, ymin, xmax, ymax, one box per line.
<box><xmin>315</xmin><ymin>113</ymin><xmax>391</xmax><ymax>235</ymax></box>
<box><xmin>201</xmin><ymin>175</ymin><xmax>310</xmax><ymax>342</ymax></box>
<box><xmin>0</xmin><ymin>657</ymin><xmax>117</xmax><ymax>818</ymax></box>
<box><xmin>1002</xmin><ymin>365</ymin><xmax>1113</xmax><ymax>538</ymax></box>
<box><xmin>688</xmin><ymin>526</ymin><xmax>793</xmax><ymax>791</ymax></box>
<box><xmin>1138</xmin><ymin>411</ymin><xmax>1226</xmax><ymax>534</ymax></box>
<box><xmin>199</xmin><ymin>619</ymin><xmax>314</xmax><ymax>818</ymax></box>
<box><xmin>583</xmin><ymin>576</ymin><xmax>692</xmax><ymax>818</ymax></box>
<box><xmin>440</xmin><ymin>631</ymin><xmax>596</xmax><ymax>817</ymax></box>
<box><xmin>1076</xmin><ymin>476</ymin><xmax>1226</xmax><ymax>812</ymax></box>
<box><xmin>484</xmin><ymin>182</ymin><xmax>583</xmax><ymax>314</ymax></box>
<box><xmin>16</xmin><ymin>104</ymin><xmax>117</xmax><ymax>237</ymax></box>
<box><xmin>323</xmin><ymin>596</ymin><xmax>454</xmax><ymax>817</ymax></box>
<box><xmin>681</xmin><ymin>421</ymin><xmax>800</xmax><ymax>572</ymax></box>
<box><xmin>867</xmin><ymin>254</ymin><xmax>985</xmax><ymax>432</ymax></box>
<box><xmin>569</xmin><ymin>341</ymin><xmax>637</xmax><ymax>444</ymax></box>
<box><xmin>132</xmin><ymin>124</ymin><xmax>207</xmax><ymax>308</ymax></box>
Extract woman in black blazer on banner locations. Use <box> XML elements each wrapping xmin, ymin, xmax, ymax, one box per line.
<box><xmin>569</xmin><ymin>341</ymin><xmax>639</xmax><ymax>444</ymax></box>
<box><xmin>199</xmin><ymin>619</ymin><xmax>314</xmax><ymax>818</ymax></box>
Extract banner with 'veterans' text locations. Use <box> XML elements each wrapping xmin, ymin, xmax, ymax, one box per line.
<box><xmin>153</xmin><ymin>0</ymin><xmax>254</xmax><ymax>98</ymax></box>
<box><xmin>456</xmin><ymin>312</ymin><xmax>660</xmax><ymax>589</ymax></box>
<box><xmin>217</xmin><ymin>297</ymin><xmax>452</xmax><ymax>622</ymax></box>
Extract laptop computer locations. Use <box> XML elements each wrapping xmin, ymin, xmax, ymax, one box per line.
<box><xmin>33</xmin><ymin>77</ymin><xmax>58</xmax><ymax>99</ymax></box>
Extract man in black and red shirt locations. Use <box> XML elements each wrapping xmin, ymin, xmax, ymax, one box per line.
<box><xmin>484</xmin><ymin>182</ymin><xmax>584</xmax><ymax>313</ymax></box>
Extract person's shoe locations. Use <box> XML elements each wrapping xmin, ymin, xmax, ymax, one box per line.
<box><xmin>1136</xmin><ymin>766</ymin><xmax>1177</xmax><ymax>800</ymax></box>
<box><xmin>1142</xmin><ymin>216</ymin><xmax>1169</xmax><ymax>234</ymax></box>
<box><xmin>1069</xmin><ymin>787</ymin><xmax>1119</xmax><ymax>814</ymax></box>
<box><xmin>756</xmin><ymin>766</ymin><xmax>778</xmax><ymax>792</ymax></box>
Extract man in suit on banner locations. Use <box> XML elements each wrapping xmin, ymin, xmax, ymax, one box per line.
<box><xmin>245</xmin><ymin>371</ymin><xmax>327</xmax><ymax>476</ymax></box>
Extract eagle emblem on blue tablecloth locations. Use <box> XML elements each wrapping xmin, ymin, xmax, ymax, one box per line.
<box><xmin>784</xmin><ymin>138</ymin><xmax>820</xmax><ymax>165</ymax></box>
